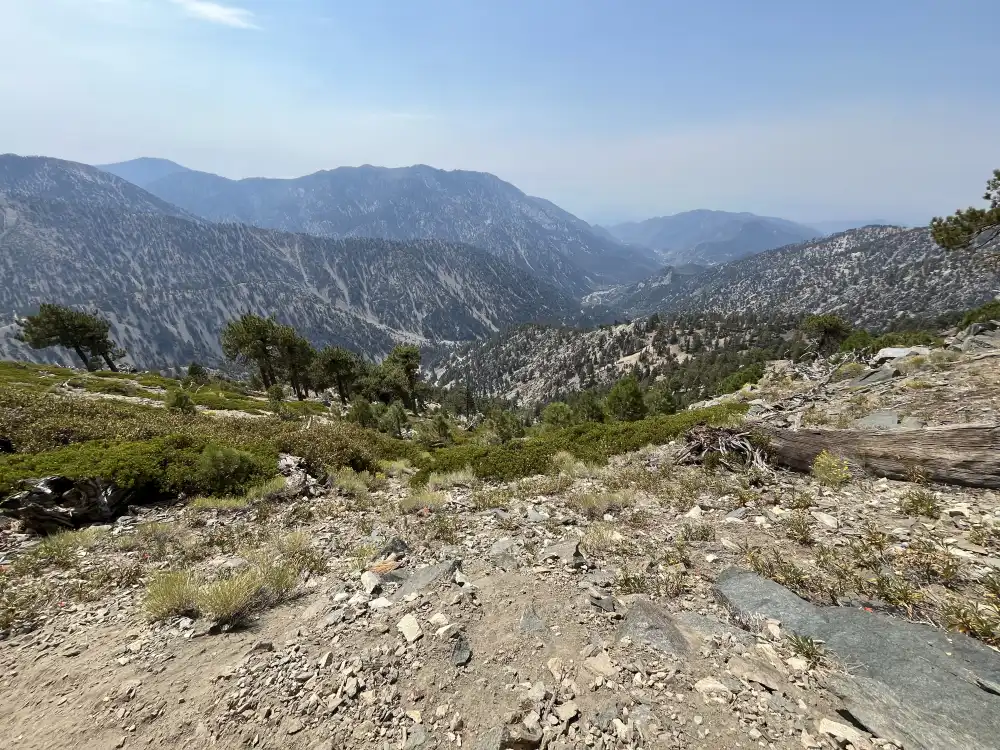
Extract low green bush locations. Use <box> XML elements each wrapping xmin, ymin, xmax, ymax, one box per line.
<box><xmin>165</xmin><ymin>389</ymin><xmax>197</xmax><ymax>414</ymax></box>
<box><xmin>716</xmin><ymin>363</ymin><xmax>765</xmax><ymax>395</ymax></box>
<box><xmin>0</xmin><ymin>435</ymin><xmax>275</xmax><ymax>498</ymax></box>
<box><xmin>411</xmin><ymin>403</ymin><xmax>745</xmax><ymax>485</ymax></box>
<box><xmin>962</xmin><ymin>300</ymin><xmax>1000</xmax><ymax>327</ymax></box>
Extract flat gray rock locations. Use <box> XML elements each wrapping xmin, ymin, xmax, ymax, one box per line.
<box><xmin>615</xmin><ymin>599</ymin><xmax>690</xmax><ymax>654</ymax></box>
<box><xmin>519</xmin><ymin>604</ymin><xmax>548</xmax><ymax>635</ymax></box>
<box><xmin>850</xmin><ymin>366</ymin><xmax>899</xmax><ymax>387</ymax></box>
<box><xmin>536</xmin><ymin>539</ymin><xmax>584</xmax><ymax>568</ymax></box>
<box><xmin>393</xmin><ymin>560</ymin><xmax>461</xmax><ymax>601</ymax></box>
<box><xmin>853</xmin><ymin>410</ymin><xmax>902</xmax><ymax>430</ymax></box>
<box><xmin>714</xmin><ymin>568</ymin><xmax>1000</xmax><ymax>750</ymax></box>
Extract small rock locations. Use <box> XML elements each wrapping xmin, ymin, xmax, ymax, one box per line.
<box><xmin>818</xmin><ymin>718</ymin><xmax>873</xmax><ymax>749</ymax></box>
<box><xmin>693</xmin><ymin>677</ymin><xmax>732</xmax><ymax>696</ymax></box>
<box><xmin>397</xmin><ymin>614</ymin><xmax>423</xmax><ymax>643</ymax></box>
<box><xmin>451</xmin><ymin>635</ymin><xmax>472</xmax><ymax>666</ymax></box>
<box><xmin>684</xmin><ymin>505</ymin><xmax>703</xmax><ymax>519</ymax></box>
<box><xmin>360</xmin><ymin>571</ymin><xmax>381</xmax><ymax>594</ymax></box>
<box><xmin>555</xmin><ymin>701</ymin><xmax>579</xmax><ymax>723</ymax></box>
<box><xmin>583</xmin><ymin>651</ymin><xmax>619</xmax><ymax>678</ymax></box>
<box><xmin>429</xmin><ymin>612</ymin><xmax>450</xmax><ymax>627</ymax></box>
<box><xmin>403</xmin><ymin>724</ymin><xmax>428</xmax><ymax>749</ymax></box>
<box><xmin>285</xmin><ymin>718</ymin><xmax>304</xmax><ymax>735</ymax></box>
<box><xmin>536</xmin><ymin>539</ymin><xmax>585</xmax><ymax>568</ymax></box>
<box><xmin>811</xmin><ymin>511</ymin><xmax>839</xmax><ymax>529</ymax></box>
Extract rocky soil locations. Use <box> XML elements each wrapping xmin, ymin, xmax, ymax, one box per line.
<box><xmin>3</xmin><ymin>350</ymin><xmax>1000</xmax><ymax>750</ymax></box>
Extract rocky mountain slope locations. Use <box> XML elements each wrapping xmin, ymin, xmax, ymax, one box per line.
<box><xmin>0</xmin><ymin>155</ymin><xmax>576</xmax><ymax>368</ymax></box>
<box><xmin>432</xmin><ymin>313</ymin><xmax>792</xmax><ymax>404</ymax></box>
<box><xmin>597</xmin><ymin>225</ymin><xmax>1000</xmax><ymax>327</ymax></box>
<box><xmin>104</xmin><ymin>160</ymin><xmax>660</xmax><ymax>297</ymax></box>
<box><xmin>4</xmin><ymin>343</ymin><xmax>1000</xmax><ymax>749</ymax></box>
<box><xmin>603</xmin><ymin>210</ymin><xmax>820</xmax><ymax>266</ymax></box>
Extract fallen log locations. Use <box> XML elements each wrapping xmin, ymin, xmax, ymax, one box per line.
<box><xmin>757</xmin><ymin>423</ymin><xmax>1000</xmax><ymax>489</ymax></box>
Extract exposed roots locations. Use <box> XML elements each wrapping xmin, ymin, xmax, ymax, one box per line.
<box><xmin>676</xmin><ymin>425</ymin><xmax>774</xmax><ymax>475</ymax></box>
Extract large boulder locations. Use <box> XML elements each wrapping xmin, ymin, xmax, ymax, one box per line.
<box><xmin>0</xmin><ymin>476</ymin><xmax>136</xmax><ymax>534</ymax></box>
<box><xmin>950</xmin><ymin>320</ymin><xmax>1000</xmax><ymax>354</ymax></box>
<box><xmin>714</xmin><ymin>568</ymin><xmax>1000</xmax><ymax>750</ymax></box>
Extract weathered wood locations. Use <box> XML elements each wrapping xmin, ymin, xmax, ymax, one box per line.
<box><xmin>757</xmin><ymin>423</ymin><xmax>1000</xmax><ymax>489</ymax></box>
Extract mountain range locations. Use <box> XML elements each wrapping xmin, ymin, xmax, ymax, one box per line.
<box><xmin>3</xmin><ymin>153</ymin><xmax>994</xmax><ymax>381</ymax></box>
<box><xmin>602</xmin><ymin>209</ymin><xmax>822</xmax><ymax>266</ymax></box>
<box><xmin>0</xmin><ymin>155</ymin><xmax>575</xmax><ymax>368</ymax></box>
<box><xmin>98</xmin><ymin>160</ymin><xmax>660</xmax><ymax>297</ymax></box>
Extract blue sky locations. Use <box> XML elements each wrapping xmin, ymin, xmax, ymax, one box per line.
<box><xmin>1</xmin><ymin>0</ymin><xmax>998</xmax><ymax>225</ymax></box>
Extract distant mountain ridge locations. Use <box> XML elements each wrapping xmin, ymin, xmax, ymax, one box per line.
<box><xmin>598</xmin><ymin>225</ymin><xmax>999</xmax><ymax>328</ymax></box>
<box><xmin>99</xmin><ymin>159</ymin><xmax>661</xmax><ymax>297</ymax></box>
<box><xmin>0</xmin><ymin>155</ymin><xmax>577</xmax><ymax>368</ymax></box>
<box><xmin>97</xmin><ymin>157</ymin><xmax>193</xmax><ymax>189</ymax></box>
<box><xmin>602</xmin><ymin>209</ymin><xmax>820</xmax><ymax>266</ymax></box>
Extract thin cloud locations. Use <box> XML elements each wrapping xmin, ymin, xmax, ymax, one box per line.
<box><xmin>168</xmin><ymin>0</ymin><xmax>258</xmax><ymax>29</ymax></box>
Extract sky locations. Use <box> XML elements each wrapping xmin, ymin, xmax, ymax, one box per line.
<box><xmin>1</xmin><ymin>0</ymin><xmax>998</xmax><ymax>226</ymax></box>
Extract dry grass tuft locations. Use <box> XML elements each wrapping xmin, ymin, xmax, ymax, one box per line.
<box><xmin>426</xmin><ymin>466</ymin><xmax>477</xmax><ymax>491</ymax></box>
<box><xmin>144</xmin><ymin>571</ymin><xmax>199</xmax><ymax>620</ymax></box>
<box><xmin>400</xmin><ymin>489</ymin><xmax>446</xmax><ymax>514</ymax></box>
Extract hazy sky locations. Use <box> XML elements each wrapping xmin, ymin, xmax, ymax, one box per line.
<box><xmin>1</xmin><ymin>0</ymin><xmax>998</xmax><ymax>225</ymax></box>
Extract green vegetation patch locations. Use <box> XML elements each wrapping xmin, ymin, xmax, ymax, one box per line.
<box><xmin>0</xmin><ymin>435</ymin><xmax>274</xmax><ymax>499</ymax></box>
<box><xmin>411</xmin><ymin>403</ymin><xmax>745</xmax><ymax>485</ymax></box>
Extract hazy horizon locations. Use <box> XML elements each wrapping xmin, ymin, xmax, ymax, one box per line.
<box><xmin>2</xmin><ymin>1</ymin><xmax>997</xmax><ymax>227</ymax></box>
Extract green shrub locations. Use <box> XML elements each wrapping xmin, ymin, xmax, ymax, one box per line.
<box><xmin>0</xmin><ymin>435</ymin><xmax>273</xmax><ymax>498</ymax></box>
<box><xmin>811</xmin><ymin>450</ymin><xmax>850</xmax><ymax>487</ymax></box>
<box><xmin>411</xmin><ymin>403</ymin><xmax>745</xmax><ymax>486</ymax></box>
<box><xmin>165</xmin><ymin>389</ymin><xmax>197</xmax><ymax>415</ymax></box>
<box><xmin>194</xmin><ymin>443</ymin><xmax>265</xmax><ymax>495</ymax></box>
<box><xmin>716</xmin><ymin>363</ymin><xmax>765</xmax><ymax>395</ymax></box>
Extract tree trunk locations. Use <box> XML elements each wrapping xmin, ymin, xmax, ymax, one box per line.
<box><xmin>100</xmin><ymin>352</ymin><xmax>119</xmax><ymax>372</ymax></box>
<box><xmin>72</xmin><ymin>346</ymin><xmax>91</xmax><ymax>370</ymax></box>
<box><xmin>758</xmin><ymin>423</ymin><xmax>1000</xmax><ymax>489</ymax></box>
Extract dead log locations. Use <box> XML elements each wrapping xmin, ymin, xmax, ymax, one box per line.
<box><xmin>757</xmin><ymin>423</ymin><xmax>1000</xmax><ymax>489</ymax></box>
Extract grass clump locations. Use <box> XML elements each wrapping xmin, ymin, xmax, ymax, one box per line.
<box><xmin>551</xmin><ymin>451</ymin><xmax>599</xmax><ymax>479</ymax></box>
<box><xmin>274</xmin><ymin>531</ymin><xmax>327</xmax><ymax>574</ymax></box>
<box><xmin>400</xmin><ymin>489</ymin><xmax>446</xmax><ymax>514</ymax></box>
<box><xmin>811</xmin><ymin>450</ymin><xmax>850</xmax><ymax>487</ymax></box>
<box><xmin>188</xmin><ymin>495</ymin><xmax>250</xmax><ymax>512</ymax></box>
<box><xmin>831</xmin><ymin>362</ymin><xmax>866</xmax><ymax>382</ymax></box>
<box><xmin>568</xmin><ymin>491</ymin><xmax>634</xmax><ymax>520</ymax></box>
<box><xmin>333</xmin><ymin>467</ymin><xmax>371</xmax><ymax>499</ymax></box>
<box><xmin>426</xmin><ymin>466</ymin><xmax>477</xmax><ymax>491</ymax></box>
<box><xmin>787</xmin><ymin>634</ymin><xmax>825</xmax><ymax>668</ymax></box>
<box><xmin>678</xmin><ymin>520</ymin><xmax>716</xmax><ymax>542</ymax></box>
<box><xmin>899</xmin><ymin>489</ymin><xmax>941</xmax><ymax>518</ymax></box>
<box><xmin>783</xmin><ymin>511</ymin><xmax>814</xmax><ymax>545</ymax></box>
<box><xmin>471</xmin><ymin>487</ymin><xmax>513</xmax><ymax>511</ymax></box>
<box><xmin>144</xmin><ymin>571</ymin><xmax>199</xmax><ymax>620</ymax></box>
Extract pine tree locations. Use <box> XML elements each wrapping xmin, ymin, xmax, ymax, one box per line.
<box><xmin>220</xmin><ymin>313</ymin><xmax>282</xmax><ymax>388</ymax></box>
<box><xmin>17</xmin><ymin>304</ymin><xmax>124</xmax><ymax>370</ymax></box>
<box><xmin>930</xmin><ymin>169</ymin><xmax>1000</xmax><ymax>250</ymax></box>
<box><xmin>605</xmin><ymin>376</ymin><xmax>647</xmax><ymax>422</ymax></box>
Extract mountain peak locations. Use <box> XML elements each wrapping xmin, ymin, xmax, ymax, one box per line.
<box><xmin>97</xmin><ymin>157</ymin><xmax>193</xmax><ymax>188</ymax></box>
